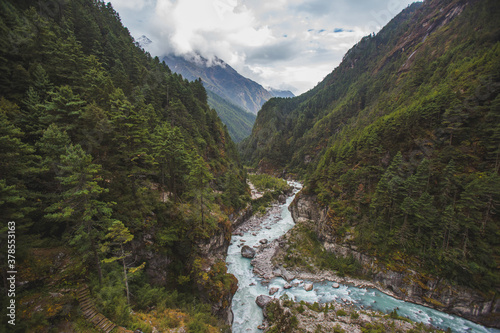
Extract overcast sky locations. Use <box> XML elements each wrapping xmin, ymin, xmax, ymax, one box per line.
<box><xmin>109</xmin><ymin>0</ymin><xmax>419</xmax><ymax>95</ymax></box>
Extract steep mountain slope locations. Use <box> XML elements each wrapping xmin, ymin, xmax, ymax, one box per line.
<box><xmin>163</xmin><ymin>53</ymin><xmax>272</xmax><ymax>114</ymax></box>
<box><xmin>207</xmin><ymin>90</ymin><xmax>256</xmax><ymax>143</ymax></box>
<box><xmin>268</xmin><ymin>87</ymin><xmax>295</xmax><ymax>98</ymax></box>
<box><xmin>240</xmin><ymin>0</ymin><xmax>500</xmax><ymax>320</ymax></box>
<box><xmin>0</xmin><ymin>0</ymin><xmax>248</xmax><ymax>330</ymax></box>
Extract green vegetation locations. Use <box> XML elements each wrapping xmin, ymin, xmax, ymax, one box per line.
<box><xmin>336</xmin><ymin>309</ymin><xmax>347</xmax><ymax>316</ymax></box>
<box><xmin>279</xmin><ymin>223</ymin><xmax>362</xmax><ymax>277</ymax></box>
<box><xmin>0</xmin><ymin>0</ymin><xmax>246</xmax><ymax>330</ymax></box>
<box><xmin>248</xmin><ymin>173</ymin><xmax>292</xmax><ymax>214</ymax></box>
<box><xmin>241</xmin><ymin>0</ymin><xmax>500</xmax><ymax>294</ymax></box>
<box><xmin>248</xmin><ymin>173</ymin><xmax>290</xmax><ymax>193</ymax></box>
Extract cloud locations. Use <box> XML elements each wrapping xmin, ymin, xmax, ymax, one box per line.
<box><xmin>111</xmin><ymin>0</ymin><xmax>152</xmax><ymax>10</ymax></box>
<box><xmin>109</xmin><ymin>0</ymin><xmax>418</xmax><ymax>94</ymax></box>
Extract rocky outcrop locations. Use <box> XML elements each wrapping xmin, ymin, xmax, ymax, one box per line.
<box><xmin>256</xmin><ymin>295</ymin><xmax>273</xmax><ymax>308</ymax></box>
<box><xmin>194</xmin><ymin>221</ymin><xmax>235</xmax><ymax>325</ymax></box>
<box><xmin>290</xmin><ymin>194</ymin><xmax>500</xmax><ymax>329</ymax></box>
<box><xmin>269</xmin><ymin>287</ymin><xmax>279</xmax><ymax>295</ymax></box>
<box><xmin>130</xmin><ymin>223</ymin><xmax>236</xmax><ymax>325</ymax></box>
<box><xmin>241</xmin><ymin>245</ymin><xmax>256</xmax><ymax>258</ymax></box>
<box><xmin>262</xmin><ymin>298</ymin><xmax>440</xmax><ymax>333</ymax></box>
<box><xmin>230</xmin><ymin>204</ymin><xmax>253</xmax><ymax>230</ymax></box>
<box><xmin>289</xmin><ymin>192</ymin><xmax>333</xmax><ymax>242</ymax></box>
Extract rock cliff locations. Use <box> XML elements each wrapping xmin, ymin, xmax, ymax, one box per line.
<box><xmin>290</xmin><ymin>194</ymin><xmax>500</xmax><ymax>328</ymax></box>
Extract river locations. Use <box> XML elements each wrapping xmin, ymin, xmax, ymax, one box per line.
<box><xmin>226</xmin><ymin>181</ymin><xmax>500</xmax><ymax>333</ymax></box>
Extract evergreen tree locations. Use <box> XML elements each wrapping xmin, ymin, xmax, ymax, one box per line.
<box><xmin>40</xmin><ymin>85</ymin><xmax>86</xmax><ymax>136</ymax></box>
<box><xmin>108</xmin><ymin>88</ymin><xmax>153</xmax><ymax>186</ymax></box>
<box><xmin>186</xmin><ymin>152</ymin><xmax>214</xmax><ymax>228</ymax></box>
<box><xmin>35</xmin><ymin>123</ymin><xmax>71</xmax><ymax>192</ymax></box>
<box><xmin>102</xmin><ymin>221</ymin><xmax>144</xmax><ymax>304</ymax></box>
<box><xmin>45</xmin><ymin>144</ymin><xmax>114</xmax><ymax>283</ymax></box>
<box><xmin>152</xmin><ymin>122</ymin><xmax>190</xmax><ymax>197</ymax></box>
<box><xmin>371</xmin><ymin>151</ymin><xmax>405</xmax><ymax>230</ymax></box>
<box><xmin>0</xmin><ymin>100</ymin><xmax>35</xmax><ymax>222</ymax></box>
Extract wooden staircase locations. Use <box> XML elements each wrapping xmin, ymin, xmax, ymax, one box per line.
<box><xmin>77</xmin><ymin>285</ymin><xmax>117</xmax><ymax>333</ymax></box>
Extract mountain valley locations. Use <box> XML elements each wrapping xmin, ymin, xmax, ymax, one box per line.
<box><xmin>1</xmin><ymin>0</ymin><xmax>499</xmax><ymax>332</ymax></box>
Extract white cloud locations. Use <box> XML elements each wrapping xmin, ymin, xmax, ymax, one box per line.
<box><xmin>111</xmin><ymin>0</ymin><xmax>152</xmax><ymax>10</ymax></box>
<box><xmin>109</xmin><ymin>0</ymin><xmax>418</xmax><ymax>95</ymax></box>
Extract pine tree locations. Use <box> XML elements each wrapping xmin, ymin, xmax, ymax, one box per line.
<box><xmin>371</xmin><ymin>151</ymin><xmax>405</xmax><ymax>230</ymax></box>
<box><xmin>186</xmin><ymin>152</ymin><xmax>214</xmax><ymax>228</ymax></box>
<box><xmin>40</xmin><ymin>85</ymin><xmax>86</xmax><ymax>136</ymax></box>
<box><xmin>152</xmin><ymin>122</ymin><xmax>190</xmax><ymax>197</ymax></box>
<box><xmin>0</xmin><ymin>101</ymin><xmax>35</xmax><ymax>222</ymax></box>
<box><xmin>36</xmin><ymin>123</ymin><xmax>71</xmax><ymax>192</ymax></box>
<box><xmin>45</xmin><ymin>144</ymin><xmax>114</xmax><ymax>283</ymax></box>
<box><xmin>108</xmin><ymin>88</ymin><xmax>153</xmax><ymax>187</ymax></box>
<box><xmin>102</xmin><ymin>221</ymin><xmax>144</xmax><ymax>304</ymax></box>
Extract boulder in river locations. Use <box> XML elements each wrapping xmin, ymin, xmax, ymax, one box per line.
<box><xmin>269</xmin><ymin>287</ymin><xmax>279</xmax><ymax>295</ymax></box>
<box><xmin>284</xmin><ymin>283</ymin><xmax>292</xmax><ymax>289</ymax></box>
<box><xmin>241</xmin><ymin>245</ymin><xmax>256</xmax><ymax>258</ymax></box>
<box><xmin>259</xmin><ymin>239</ymin><xmax>268</xmax><ymax>244</ymax></box>
<box><xmin>332</xmin><ymin>282</ymin><xmax>340</xmax><ymax>288</ymax></box>
<box><xmin>278</xmin><ymin>194</ymin><xmax>287</xmax><ymax>204</ymax></box>
<box><xmin>304</xmin><ymin>283</ymin><xmax>314</xmax><ymax>291</ymax></box>
<box><xmin>256</xmin><ymin>295</ymin><xmax>273</xmax><ymax>308</ymax></box>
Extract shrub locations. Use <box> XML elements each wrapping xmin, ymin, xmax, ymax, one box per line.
<box><xmin>336</xmin><ymin>309</ymin><xmax>347</xmax><ymax>316</ymax></box>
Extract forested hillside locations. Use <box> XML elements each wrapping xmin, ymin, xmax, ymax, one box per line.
<box><xmin>0</xmin><ymin>0</ymin><xmax>248</xmax><ymax>331</ymax></box>
<box><xmin>241</xmin><ymin>0</ymin><xmax>500</xmax><ymax>297</ymax></box>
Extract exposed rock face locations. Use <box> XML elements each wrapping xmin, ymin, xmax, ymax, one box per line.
<box><xmin>132</xmin><ymin>222</ymin><xmax>236</xmax><ymax>325</ymax></box>
<box><xmin>131</xmin><ymin>230</ymin><xmax>172</xmax><ymax>286</ymax></box>
<box><xmin>195</xmin><ymin>220</ymin><xmax>235</xmax><ymax>325</ymax></box>
<box><xmin>279</xmin><ymin>268</ymin><xmax>295</xmax><ymax>282</ymax></box>
<box><xmin>290</xmin><ymin>194</ymin><xmax>500</xmax><ymax>329</ymax></box>
<box><xmin>241</xmin><ymin>245</ymin><xmax>256</xmax><ymax>258</ymax></box>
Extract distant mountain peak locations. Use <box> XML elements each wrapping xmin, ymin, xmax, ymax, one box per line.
<box><xmin>136</xmin><ymin>35</ymin><xmax>152</xmax><ymax>48</ymax></box>
<box><xmin>162</xmin><ymin>53</ymin><xmax>272</xmax><ymax>114</ymax></box>
<box><xmin>266</xmin><ymin>87</ymin><xmax>295</xmax><ymax>98</ymax></box>
<box><xmin>181</xmin><ymin>53</ymin><xmax>227</xmax><ymax>69</ymax></box>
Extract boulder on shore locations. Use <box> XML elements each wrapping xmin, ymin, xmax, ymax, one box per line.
<box><xmin>280</xmin><ymin>268</ymin><xmax>295</xmax><ymax>282</ymax></box>
<box><xmin>241</xmin><ymin>245</ymin><xmax>256</xmax><ymax>258</ymax></box>
<box><xmin>256</xmin><ymin>295</ymin><xmax>273</xmax><ymax>308</ymax></box>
